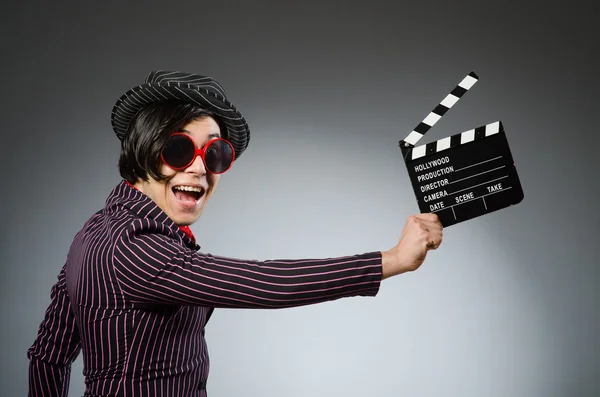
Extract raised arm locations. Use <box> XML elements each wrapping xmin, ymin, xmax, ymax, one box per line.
<box><xmin>27</xmin><ymin>265</ymin><xmax>81</xmax><ymax>397</ymax></box>
<box><xmin>113</xmin><ymin>219</ymin><xmax>383</xmax><ymax>308</ymax></box>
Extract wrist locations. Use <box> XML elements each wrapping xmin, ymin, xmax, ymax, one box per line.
<box><xmin>381</xmin><ymin>249</ymin><xmax>413</xmax><ymax>280</ymax></box>
<box><xmin>381</xmin><ymin>250</ymin><xmax>397</xmax><ymax>280</ymax></box>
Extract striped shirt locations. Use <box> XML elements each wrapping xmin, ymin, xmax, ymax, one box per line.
<box><xmin>27</xmin><ymin>180</ymin><xmax>383</xmax><ymax>396</ymax></box>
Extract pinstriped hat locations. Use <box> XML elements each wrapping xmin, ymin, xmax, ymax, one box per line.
<box><xmin>111</xmin><ymin>71</ymin><xmax>250</xmax><ymax>159</ymax></box>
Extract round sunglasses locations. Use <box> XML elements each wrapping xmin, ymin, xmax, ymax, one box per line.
<box><xmin>160</xmin><ymin>133</ymin><xmax>235</xmax><ymax>174</ymax></box>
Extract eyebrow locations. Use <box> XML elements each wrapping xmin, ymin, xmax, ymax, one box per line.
<box><xmin>180</xmin><ymin>129</ymin><xmax>221</xmax><ymax>139</ymax></box>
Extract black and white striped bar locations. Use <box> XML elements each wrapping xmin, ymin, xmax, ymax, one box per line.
<box><xmin>401</xmin><ymin>121</ymin><xmax>524</xmax><ymax>227</ymax></box>
<box><xmin>402</xmin><ymin>71</ymin><xmax>479</xmax><ymax>147</ymax></box>
<box><xmin>407</xmin><ymin>121</ymin><xmax>503</xmax><ymax>161</ymax></box>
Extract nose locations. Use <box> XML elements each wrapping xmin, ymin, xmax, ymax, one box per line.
<box><xmin>186</xmin><ymin>153</ymin><xmax>207</xmax><ymax>176</ymax></box>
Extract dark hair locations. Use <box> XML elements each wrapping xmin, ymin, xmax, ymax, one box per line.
<box><xmin>118</xmin><ymin>99</ymin><xmax>227</xmax><ymax>184</ymax></box>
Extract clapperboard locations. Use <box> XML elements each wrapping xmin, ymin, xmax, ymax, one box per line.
<box><xmin>399</xmin><ymin>72</ymin><xmax>524</xmax><ymax>227</ymax></box>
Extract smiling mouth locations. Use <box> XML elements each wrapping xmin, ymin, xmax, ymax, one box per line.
<box><xmin>172</xmin><ymin>186</ymin><xmax>205</xmax><ymax>203</ymax></box>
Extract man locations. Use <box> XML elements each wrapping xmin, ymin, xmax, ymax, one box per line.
<box><xmin>27</xmin><ymin>71</ymin><xmax>443</xmax><ymax>396</ymax></box>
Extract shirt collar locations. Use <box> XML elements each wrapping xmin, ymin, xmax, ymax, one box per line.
<box><xmin>106</xmin><ymin>180</ymin><xmax>200</xmax><ymax>250</ymax></box>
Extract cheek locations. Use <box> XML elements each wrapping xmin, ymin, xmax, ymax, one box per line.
<box><xmin>159</xmin><ymin>165</ymin><xmax>177</xmax><ymax>197</ymax></box>
<box><xmin>209</xmin><ymin>174</ymin><xmax>220</xmax><ymax>187</ymax></box>
<box><xmin>160</xmin><ymin>164</ymin><xmax>177</xmax><ymax>178</ymax></box>
<box><xmin>206</xmin><ymin>174</ymin><xmax>220</xmax><ymax>199</ymax></box>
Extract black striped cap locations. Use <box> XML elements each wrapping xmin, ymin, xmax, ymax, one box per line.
<box><xmin>111</xmin><ymin>71</ymin><xmax>250</xmax><ymax>159</ymax></box>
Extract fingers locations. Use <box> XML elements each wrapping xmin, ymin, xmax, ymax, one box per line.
<box><xmin>414</xmin><ymin>212</ymin><xmax>442</xmax><ymax>223</ymax></box>
<box><xmin>414</xmin><ymin>213</ymin><xmax>443</xmax><ymax>231</ymax></box>
<box><xmin>420</xmin><ymin>219</ymin><xmax>443</xmax><ymax>232</ymax></box>
<box><xmin>408</xmin><ymin>213</ymin><xmax>443</xmax><ymax>250</ymax></box>
<box><xmin>426</xmin><ymin>230</ymin><xmax>443</xmax><ymax>250</ymax></box>
<box><xmin>407</xmin><ymin>213</ymin><xmax>443</xmax><ymax>232</ymax></box>
<box><xmin>391</xmin><ymin>213</ymin><xmax>444</xmax><ymax>276</ymax></box>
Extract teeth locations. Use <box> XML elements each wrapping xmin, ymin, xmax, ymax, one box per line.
<box><xmin>174</xmin><ymin>186</ymin><xmax>203</xmax><ymax>193</ymax></box>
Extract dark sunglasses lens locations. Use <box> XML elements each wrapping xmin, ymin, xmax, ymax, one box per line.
<box><xmin>162</xmin><ymin>135</ymin><xmax>195</xmax><ymax>169</ymax></box>
<box><xmin>204</xmin><ymin>140</ymin><xmax>233</xmax><ymax>173</ymax></box>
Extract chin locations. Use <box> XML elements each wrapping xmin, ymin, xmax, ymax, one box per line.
<box><xmin>166</xmin><ymin>193</ymin><xmax>209</xmax><ymax>226</ymax></box>
<box><xmin>173</xmin><ymin>213</ymin><xmax>201</xmax><ymax>227</ymax></box>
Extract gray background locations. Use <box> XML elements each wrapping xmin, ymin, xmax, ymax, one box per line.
<box><xmin>2</xmin><ymin>1</ymin><xmax>598</xmax><ymax>396</ymax></box>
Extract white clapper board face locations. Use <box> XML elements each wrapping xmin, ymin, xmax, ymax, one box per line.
<box><xmin>399</xmin><ymin>72</ymin><xmax>524</xmax><ymax>227</ymax></box>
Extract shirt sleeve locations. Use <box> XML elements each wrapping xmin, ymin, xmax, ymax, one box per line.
<box><xmin>27</xmin><ymin>265</ymin><xmax>81</xmax><ymax>397</ymax></box>
<box><xmin>113</xmin><ymin>219</ymin><xmax>383</xmax><ymax>308</ymax></box>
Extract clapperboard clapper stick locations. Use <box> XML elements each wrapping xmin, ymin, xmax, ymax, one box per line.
<box><xmin>398</xmin><ymin>72</ymin><xmax>524</xmax><ymax>227</ymax></box>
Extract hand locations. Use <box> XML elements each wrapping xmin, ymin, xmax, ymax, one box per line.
<box><xmin>381</xmin><ymin>213</ymin><xmax>443</xmax><ymax>279</ymax></box>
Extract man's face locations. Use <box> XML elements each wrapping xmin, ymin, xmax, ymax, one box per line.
<box><xmin>134</xmin><ymin>116</ymin><xmax>222</xmax><ymax>226</ymax></box>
